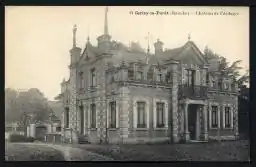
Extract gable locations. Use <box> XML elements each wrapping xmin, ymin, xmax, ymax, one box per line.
<box><xmin>172</xmin><ymin>42</ymin><xmax>207</xmax><ymax>66</ymax></box>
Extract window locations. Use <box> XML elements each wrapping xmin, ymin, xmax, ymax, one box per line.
<box><xmin>56</xmin><ymin>126</ymin><xmax>61</xmax><ymax>132</ymax></box>
<box><xmin>225</xmin><ymin>107</ymin><xmax>231</xmax><ymax>128</ymax></box>
<box><xmin>136</xmin><ymin>71</ymin><xmax>143</xmax><ymax>80</ymax></box>
<box><xmin>156</xmin><ymin>73</ymin><xmax>162</xmax><ymax>82</ymax></box>
<box><xmin>109</xmin><ymin>102</ymin><xmax>116</xmax><ymax>128</ymax></box>
<box><xmin>224</xmin><ymin>82</ymin><xmax>229</xmax><ymax>90</ymax></box>
<box><xmin>91</xmin><ymin>68</ymin><xmax>96</xmax><ymax>87</ymax></box>
<box><xmin>79</xmin><ymin>72</ymin><xmax>84</xmax><ymax>89</ymax></box>
<box><xmin>212</xmin><ymin>80</ymin><xmax>217</xmax><ymax>88</ymax></box>
<box><xmin>80</xmin><ymin>105</ymin><xmax>84</xmax><ymax>135</ymax></box>
<box><xmin>166</xmin><ymin>72</ymin><xmax>171</xmax><ymax>83</ymax></box>
<box><xmin>65</xmin><ymin>108</ymin><xmax>69</xmax><ymax>128</ymax></box>
<box><xmin>147</xmin><ymin>72</ymin><xmax>153</xmax><ymax>80</ymax></box>
<box><xmin>91</xmin><ymin>104</ymin><xmax>96</xmax><ymax>128</ymax></box>
<box><xmin>128</xmin><ymin>69</ymin><xmax>134</xmax><ymax>80</ymax></box>
<box><xmin>185</xmin><ymin>69</ymin><xmax>195</xmax><ymax>86</ymax></box>
<box><xmin>211</xmin><ymin>106</ymin><xmax>218</xmax><ymax>128</ymax></box>
<box><xmin>206</xmin><ymin>73</ymin><xmax>210</xmax><ymax>86</ymax></box>
<box><xmin>137</xmin><ymin>102</ymin><xmax>146</xmax><ymax>128</ymax></box>
<box><xmin>156</xmin><ymin>103</ymin><xmax>165</xmax><ymax>128</ymax></box>
<box><xmin>218</xmin><ymin>79</ymin><xmax>222</xmax><ymax>90</ymax></box>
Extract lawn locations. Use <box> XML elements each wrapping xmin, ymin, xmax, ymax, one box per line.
<box><xmin>74</xmin><ymin>140</ymin><xmax>249</xmax><ymax>161</ymax></box>
<box><xmin>5</xmin><ymin>142</ymin><xmax>65</xmax><ymax>161</ymax></box>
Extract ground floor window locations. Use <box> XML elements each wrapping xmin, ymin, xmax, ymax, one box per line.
<box><xmin>91</xmin><ymin>104</ymin><xmax>96</xmax><ymax>128</ymax></box>
<box><xmin>156</xmin><ymin>102</ymin><xmax>165</xmax><ymax>128</ymax></box>
<box><xmin>137</xmin><ymin>102</ymin><xmax>146</xmax><ymax>128</ymax></box>
<box><xmin>65</xmin><ymin>108</ymin><xmax>69</xmax><ymax>128</ymax></box>
<box><xmin>109</xmin><ymin>101</ymin><xmax>116</xmax><ymax>128</ymax></box>
<box><xmin>211</xmin><ymin>106</ymin><xmax>218</xmax><ymax>128</ymax></box>
<box><xmin>225</xmin><ymin>107</ymin><xmax>231</xmax><ymax>128</ymax></box>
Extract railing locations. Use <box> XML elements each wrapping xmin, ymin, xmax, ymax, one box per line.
<box><xmin>178</xmin><ymin>85</ymin><xmax>208</xmax><ymax>100</ymax></box>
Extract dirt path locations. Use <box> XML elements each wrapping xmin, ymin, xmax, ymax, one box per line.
<box><xmin>19</xmin><ymin>143</ymin><xmax>114</xmax><ymax>161</ymax></box>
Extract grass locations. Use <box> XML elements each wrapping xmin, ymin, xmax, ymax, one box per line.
<box><xmin>5</xmin><ymin>142</ymin><xmax>65</xmax><ymax>161</ymax></box>
<box><xmin>74</xmin><ymin>140</ymin><xmax>249</xmax><ymax>161</ymax></box>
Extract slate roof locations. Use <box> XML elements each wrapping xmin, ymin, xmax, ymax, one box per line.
<box><xmin>80</xmin><ymin>38</ymin><xmax>210</xmax><ymax>68</ymax></box>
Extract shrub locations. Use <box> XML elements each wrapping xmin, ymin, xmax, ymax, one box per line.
<box><xmin>9</xmin><ymin>134</ymin><xmax>35</xmax><ymax>143</ymax></box>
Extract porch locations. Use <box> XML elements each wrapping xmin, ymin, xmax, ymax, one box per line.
<box><xmin>179</xmin><ymin>100</ymin><xmax>208</xmax><ymax>142</ymax></box>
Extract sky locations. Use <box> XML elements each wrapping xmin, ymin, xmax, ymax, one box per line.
<box><xmin>5</xmin><ymin>6</ymin><xmax>249</xmax><ymax>100</ymax></box>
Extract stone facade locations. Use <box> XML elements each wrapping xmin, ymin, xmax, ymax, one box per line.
<box><xmin>56</xmin><ymin>7</ymin><xmax>239</xmax><ymax>144</ymax></box>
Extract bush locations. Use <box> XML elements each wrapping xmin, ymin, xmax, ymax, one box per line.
<box><xmin>9</xmin><ymin>134</ymin><xmax>35</xmax><ymax>143</ymax></box>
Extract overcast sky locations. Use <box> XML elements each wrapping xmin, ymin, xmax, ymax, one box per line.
<box><xmin>5</xmin><ymin>6</ymin><xmax>249</xmax><ymax>100</ymax></box>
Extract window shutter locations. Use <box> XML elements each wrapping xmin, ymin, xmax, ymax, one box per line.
<box><xmin>153</xmin><ymin>99</ymin><xmax>156</xmax><ymax>128</ymax></box>
<box><xmin>116</xmin><ymin>102</ymin><xmax>119</xmax><ymax>128</ymax></box>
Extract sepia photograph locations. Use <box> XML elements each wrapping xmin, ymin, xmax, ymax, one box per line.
<box><xmin>5</xmin><ymin>6</ymin><xmax>250</xmax><ymax>161</ymax></box>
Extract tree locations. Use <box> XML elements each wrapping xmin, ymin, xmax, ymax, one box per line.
<box><xmin>5</xmin><ymin>88</ymin><xmax>51</xmax><ymax>125</ymax></box>
<box><xmin>204</xmin><ymin>47</ymin><xmax>249</xmax><ymax>88</ymax></box>
<box><xmin>5</xmin><ymin>88</ymin><xmax>20</xmax><ymax>123</ymax></box>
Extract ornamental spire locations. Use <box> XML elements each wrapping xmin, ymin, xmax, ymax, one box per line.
<box><xmin>104</xmin><ymin>6</ymin><xmax>109</xmax><ymax>35</ymax></box>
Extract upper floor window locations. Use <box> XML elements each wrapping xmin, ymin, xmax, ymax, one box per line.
<box><xmin>206</xmin><ymin>73</ymin><xmax>210</xmax><ymax>85</ymax></box>
<box><xmin>225</xmin><ymin>107</ymin><xmax>231</xmax><ymax>128</ymax></box>
<box><xmin>185</xmin><ymin>69</ymin><xmax>195</xmax><ymax>86</ymax></box>
<box><xmin>166</xmin><ymin>72</ymin><xmax>171</xmax><ymax>83</ymax></box>
<box><xmin>91</xmin><ymin>68</ymin><xmax>96</xmax><ymax>87</ymax></box>
<box><xmin>137</xmin><ymin>102</ymin><xmax>146</xmax><ymax>128</ymax></box>
<box><xmin>136</xmin><ymin>71</ymin><xmax>143</xmax><ymax>80</ymax></box>
<box><xmin>90</xmin><ymin>104</ymin><xmax>96</xmax><ymax>128</ymax></box>
<box><xmin>128</xmin><ymin>69</ymin><xmax>134</xmax><ymax>80</ymax></box>
<box><xmin>156</xmin><ymin>73</ymin><xmax>163</xmax><ymax>82</ymax></box>
<box><xmin>211</xmin><ymin>106</ymin><xmax>218</xmax><ymax>128</ymax></box>
<box><xmin>218</xmin><ymin>79</ymin><xmax>222</xmax><ymax>90</ymax></box>
<box><xmin>147</xmin><ymin>68</ymin><xmax>153</xmax><ymax>81</ymax></box>
<box><xmin>65</xmin><ymin>108</ymin><xmax>69</xmax><ymax>128</ymax></box>
<box><xmin>224</xmin><ymin>82</ymin><xmax>229</xmax><ymax>90</ymax></box>
<box><xmin>109</xmin><ymin>101</ymin><xmax>116</xmax><ymax>128</ymax></box>
<box><xmin>156</xmin><ymin>102</ymin><xmax>165</xmax><ymax>128</ymax></box>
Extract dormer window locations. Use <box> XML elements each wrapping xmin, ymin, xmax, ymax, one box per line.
<box><xmin>91</xmin><ymin>68</ymin><xmax>96</xmax><ymax>87</ymax></box>
<box><xmin>79</xmin><ymin>72</ymin><xmax>84</xmax><ymax>89</ymax></box>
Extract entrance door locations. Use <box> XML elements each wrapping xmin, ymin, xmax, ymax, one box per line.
<box><xmin>80</xmin><ymin>106</ymin><xmax>84</xmax><ymax>135</ymax></box>
<box><xmin>188</xmin><ymin>104</ymin><xmax>197</xmax><ymax>140</ymax></box>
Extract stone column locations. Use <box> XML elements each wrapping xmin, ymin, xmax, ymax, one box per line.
<box><xmin>184</xmin><ymin>103</ymin><xmax>190</xmax><ymax>141</ymax></box>
<box><xmin>119</xmin><ymin>87</ymin><xmax>130</xmax><ymax>144</ymax></box>
<box><xmin>170</xmin><ymin>61</ymin><xmax>179</xmax><ymax>143</ymax></box>
<box><xmin>202</xmin><ymin>105</ymin><xmax>208</xmax><ymax>141</ymax></box>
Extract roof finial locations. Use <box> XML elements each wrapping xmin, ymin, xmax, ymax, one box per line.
<box><xmin>87</xmin><ymin>25</ymin><xmax>90</xmax><ymax>43</ymax></box>
<box><xmin>72</xmin><ymin>24</ymin><xmax>77</xmax><ymax>47</ymax></box>
<box><xmin>188</xmin><ymin>33</ymin><xmax>191</xmax><ymax>41</ymax></box>
<box><xmin>104</xmin><ymin>6</ymin><xmax>109</xmax><ymax>35</ymax></box>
